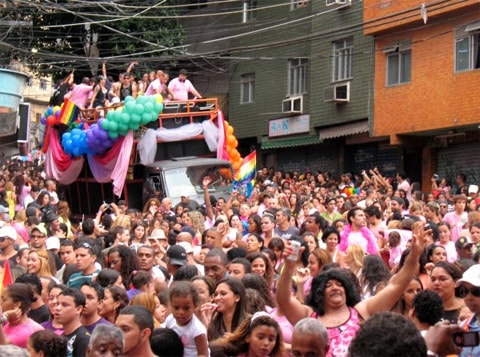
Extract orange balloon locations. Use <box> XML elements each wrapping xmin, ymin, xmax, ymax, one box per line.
<box><xmin>232</xmin><ymin>138</ymin><xmax>238</xmax><ymax>148</ymax></box>
<box><xmin>231</xmin><ymin>151</ymin><xmax>240</xmax><ymax>161</ymax></box>
<box><xmin>227</xmin><ymin>135</ymin><xmax>235</xmax><ymax>146</ymax></box>
<box><xmin>227</xmin><ymin>125</ymin><xmax>234</xmax><ymax>135</ymax></box>
<box><xmin>233</xmin><ymin>162</ymin><xmax>241</xmax><ymax>171</ymax></box>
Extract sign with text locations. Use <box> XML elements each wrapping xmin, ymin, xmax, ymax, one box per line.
<box><xmin>268</xmin><ymin>115</ymin><xmax>310</xmax><ymax>137</ymax></box>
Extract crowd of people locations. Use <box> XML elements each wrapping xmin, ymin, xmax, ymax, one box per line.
<box><xmin>50</xmin><ymin>62</ymin><xmax>202</xmax><ymax>113</ymax></box>
<box><xmin>0</xmin><ymin>155</ymin><xmax>479</xmax><ymax>356</ymax></box>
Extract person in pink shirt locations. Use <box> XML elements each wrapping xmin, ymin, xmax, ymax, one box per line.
<box><xmin>65</xmin><ymin>77</ymin><xmax>93</xmax><ymax>110</ymax></box>
<box><xmin>168</xmin><ymin>69</ymin><xmax>202</xmax><ymax>101</ymax></box>
<box><xmin>144</xmin><ymin>70</ymin><xmax>163</xmax><ymax>96</ymax></box>
<box><xmin>0</xmin><ymin>283</ymin><xmax>44</xmax><ymax>348</ymax></box>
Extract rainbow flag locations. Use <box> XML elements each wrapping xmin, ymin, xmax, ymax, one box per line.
<box><xmin>234</xmin><ymin>150</ymin><xmax>256</xmax><ymax>185</ymax></box>
<box><xmin>58</xmin><ymin>98</ymin><xmax>80</xmax><ymax>126</ymax></box>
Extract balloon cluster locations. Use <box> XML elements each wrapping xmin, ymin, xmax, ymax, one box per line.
<box><xmin>42</xmin><ymin>95</ymin><xmax>163</xmax><ymax>158</ymax></box>
<box><xmin>86</xmin><ymin>120</ymin><xmax>116</xmax><ymax>154</ymax></box>
<box><xmin>100</xmin><ymin>95</ymin><xmax>163</xmax><ymax>139</ymax></box>
<box><xmin>40</xmin><ymin>106</ymin><xmax>62</xmax><ymax>126</ymax></box>
<box><xmin>62</xmin><ymin>127</ymin><xmax>90</xmax><ymax>157</ymax></box>
<box><xmin>224</xmin><ymin>121</ymin><xmax>242</xmax><ymax>171</ymax></box>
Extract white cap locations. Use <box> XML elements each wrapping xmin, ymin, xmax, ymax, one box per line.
<box><xmin>456</xmin><ymin>264</ymin><xmax>480</xmax><ymax>287</ymax></box>
<box><xmin>0</xmin><ymin>226</ymin><xmax>17</xmax><ymax>240</ymax></box>
<box><xmin>468</xmin><ymin>185</ymin><xmax>479</xmax><ymax>194</ymax></box>
<box><xmin>177</xmin><ymin>241</ymin><xmax>193</xmax><ymax>254</ymax></box>
<box><xmin>46</xmin><ymin>237</ymin><xmax>60</xmax><ymax>250</ymax></box>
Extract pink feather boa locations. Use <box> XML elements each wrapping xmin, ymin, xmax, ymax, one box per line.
<box><xmin>338</xmin><ymin>224</ymin><xmax>379</xmax><ymax>255</ymax></box>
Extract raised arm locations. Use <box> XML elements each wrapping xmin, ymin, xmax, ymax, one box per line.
<box><xmin>356</xmin><ymin>225</ymin><xmax>428</xmax><ymax>319</ymax></box>
<box><xmin>102</xmin><ymin>62</ymin><xmax>107</xmax><ymax>78</ymax></box>
<box><xmin>126</xmin><ymin>61</ymin><xmax>138</xmax><ymax>74</ymax></box>
<box><xmin>203</xmin><ymin>176</ymin><xmax>214</xmax><ymax>221</ymax></box>
<box><xmin>276</xmin><ymin>245</ymin><xmax>313</xmax><ymax>326</ymax></box>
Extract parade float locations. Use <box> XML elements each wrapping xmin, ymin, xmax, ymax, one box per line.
<box><xmin>41</xmin><ymin>94</ymin><xmax>253</xmax><ymax>220</ymax></box>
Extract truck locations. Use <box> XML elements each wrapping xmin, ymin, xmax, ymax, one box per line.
<box><xmin>61</xmin><ymin>97</ymin><xmax>233</xmax><ymax>220</ymax></box>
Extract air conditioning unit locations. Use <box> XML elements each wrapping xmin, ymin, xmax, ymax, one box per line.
<box><xmin>326</xmin><ymin>0</ymin><xmax>351</xmax><ymax>7</ymax></box>
<box><xmin>296</xmin><ymin>1</ymin><xmax>309</xmax><ymax>9</ymax></box>
<box><xmin>282</xmin><ymin>96</ymin><xmax>303</xmax><ymax>113</ymax></box>
<box><xmin>324</xmin><ymin>82</ymin><xmax>350</xmax><ymax>103</ymax></box>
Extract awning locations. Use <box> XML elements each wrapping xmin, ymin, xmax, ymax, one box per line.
<box><xmin>318</xmin><ymin>120</ymin><xmax>369</xmax><ymax>141</ymax></box>
<box><xmin>261</xmin><ymin>135</ymin><xmax>320</xmax><ymax>150</ymax></box>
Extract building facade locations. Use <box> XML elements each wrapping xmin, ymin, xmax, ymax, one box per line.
<box><xmin>364</xmin><ymin>0</ymin><xmax>480</xmax><ymax>189</ymax></box>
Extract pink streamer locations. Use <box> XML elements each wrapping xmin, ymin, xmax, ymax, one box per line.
<box><xmin>216</xmin><ymin>109</ymin><xmax>229</xmax><ymax>161</ymax></box>
<box><xmin>87</xmin><ymin>131</ymin><xmax>134</xmax><ymax>197</ymax></box>
<box><xmin>45</xmin><ymin>129</ymin><xmax>84</xmax><ymax>184</ymax></box>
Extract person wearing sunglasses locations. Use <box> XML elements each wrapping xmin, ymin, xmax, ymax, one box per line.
<box><xmin>456</xmin><ymin>264</ymin><xmax>480</xmax><ymax>357</ymax></box>
<box><xmin>0</xmin><ymin>226</ymin><xmax>18</xmax><ymax>262</ymax></box>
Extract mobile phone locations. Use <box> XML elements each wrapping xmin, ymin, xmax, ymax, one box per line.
<box><xmin>453</xmin><ymin>331</ymin><xmax>480</xmax><ymax>347</ymax></box>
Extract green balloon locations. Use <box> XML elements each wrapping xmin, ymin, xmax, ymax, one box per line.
<box><xmin>118</xmin><ymin>128</ymin><xmax>129</xmax><ymax>136</ymax></box>
<box><xmin>109</xmin><ymin>121</ymin><xmax>118</xmax><ymax>132</ymax></box>
<box><xmin>118</xmin><ymin>123</ymin><xmax>129</xmax><ymax>132</ymax></box>
<box><xmin>109</xmin><ymin>131</ymin><xmax>119</xmax><ymax>139</ymax></box>
<box><xmin>124</xmin><ymin>96</ymin><xmax>135</xmax><ymax>103</ymax></box>
<box><xmin>131</xmin><ymin>113</ymin><xmax>141</xmax><ymax>124</ymax></box>
<box><xmin>142</xmin><ymin>112</ymin><xmax>153</xmax><ymax>123</ymax></box>
<box><xmin>135</xmin><ymin>104</ymin><xmax>145</xmax><ymax>115</ymax></box>
<box><xmin>154</xmin><ymin>103</ymin><xmax>163</xmax><ymax>114</ymax></box>
<box><xmin>121</xmin><ymin>113</ymin><xmax>130</xmax><ymax>125</ymax></box>
<box><xmin>136</xmin><ymin>95</ymin><xmax>148</xmax><ymax>105</ymax></box>
<box><xmin>112</xmin><ymin>111</ymin><xmax>121</xmax><ymax>122</ymax></box>
<box><xmin>106</xmin><ymin>111</ymin><xmax>115</xmax><ymax>120</ymax></box>
<box><xmin>131</xmin><ymin>123</ymin><xmax>140</xmax><ymax>131</ymax></box>
<box><xmin>100</xmin><ymin>119</ymin><xmax>110</xmax><ymax>130</ymax></box>
<box><xmin>144</xmin><ymin>102</ymin><xmax>154</xmax><ymax>112</ymax></box>
<box><xmin>125</xmin><ymin>101</ymin><xmax>136</xmax><ymax>114</ymax></box>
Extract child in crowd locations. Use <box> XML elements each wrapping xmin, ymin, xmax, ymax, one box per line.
<box><xmin>388</xmin><ymin>231</ymin><xmax>402</xmax><ymax>269</ymax></box>
<box><xmin>165</xmin><ymin>281</ymin><xmax>209</xmax><ymax>357</ymax></box>
<box><xmin>210</xmin><ymin>311</ymin><xmax>285</xmax><ymax>357</ymax></box>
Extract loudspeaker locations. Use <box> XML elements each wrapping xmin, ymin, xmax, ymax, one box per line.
<box><xmin>17</xmin><ymin>102</ymin><xmax>30</xmax><ymax>143</ymax></box>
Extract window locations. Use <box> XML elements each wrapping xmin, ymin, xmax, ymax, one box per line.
<box><xmin>333</xmin><ymin>38</ymin><xmax>353</xmax><ymax>82</ymax></box>
<box><xmin>455</xmin><ymin>22</ymin><xmax>480</xmax><ymax>72</ymax></box>
<box><xmin>288</xmin><ymin>59</ymin><xmax>308</xmax><ymax>96</ymax></box>
<box><xmin>242</xmin><ymin>0</ymin><xmax>257</xmax><ymax>23</ymax></box>
<box><xmin>241</xmin><ymin>73</ymin><xmax>255</xmax><ymax>103</ymax></box>
<box><xmin>385</xmin><ymin>40</ymin><xmax>411</xmax><ymax>86</ymax></box>
<box><xmin>39</xmin><ymin>79</ymin><xmax>48</xmax><ymax>90</ymax></box>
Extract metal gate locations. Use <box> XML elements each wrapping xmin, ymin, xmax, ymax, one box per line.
<box><xmin>436</xmin><ymin>142</ymin><xmax>480</xmax><ymax>187</ymax></box>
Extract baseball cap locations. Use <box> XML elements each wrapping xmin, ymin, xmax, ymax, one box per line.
<box><xmin>177</xmin><ymin>241</ymin><xmax>193</xmax><ymax>254</ymax></box>
<box><xmin>43</xmin><ymin>210</ymin><xmax>59</xmax><ymax>223</ymax></box>
<box><xmin>455</xmin><ymin>236</ymin><xmax>474</xmax><ymax>250</ymax></box>
<box><xmin>469</xmin><ymin>185</ymin><xmax>479</xmax><ymax>194</ymax></box>
<box><xmin>46</xmin><ymin>237</ymin><xmax>60</xmax><ymax>250</ymax></box>
<box><xmin>456</xmin><ymin>264</ymin><xmax>480</xmax><ymax>287</ymax></box>
<box><xmin>0</xmin><ymin>226</ymin><xmax>17</xmax><ymax>240</ymax></box>
<box><xmin>166</xmin><ymin>245</ymin><xmax>187</xmax><ymax>266</ymax></box>
<box><xmin>31</xmin><ymin>225</ymin><xmax>47</xmax><ymax>237</ymax></box>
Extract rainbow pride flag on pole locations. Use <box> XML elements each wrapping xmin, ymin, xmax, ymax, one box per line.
<box><xmin>233</xmin><ymin>150</ymin><xmax>256</xmax><ymax>197</ymax></box>
<box><xmin>58</xmin><ymin>98</ymin><xmax>80</xmax><ymax>126</ymax></box>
